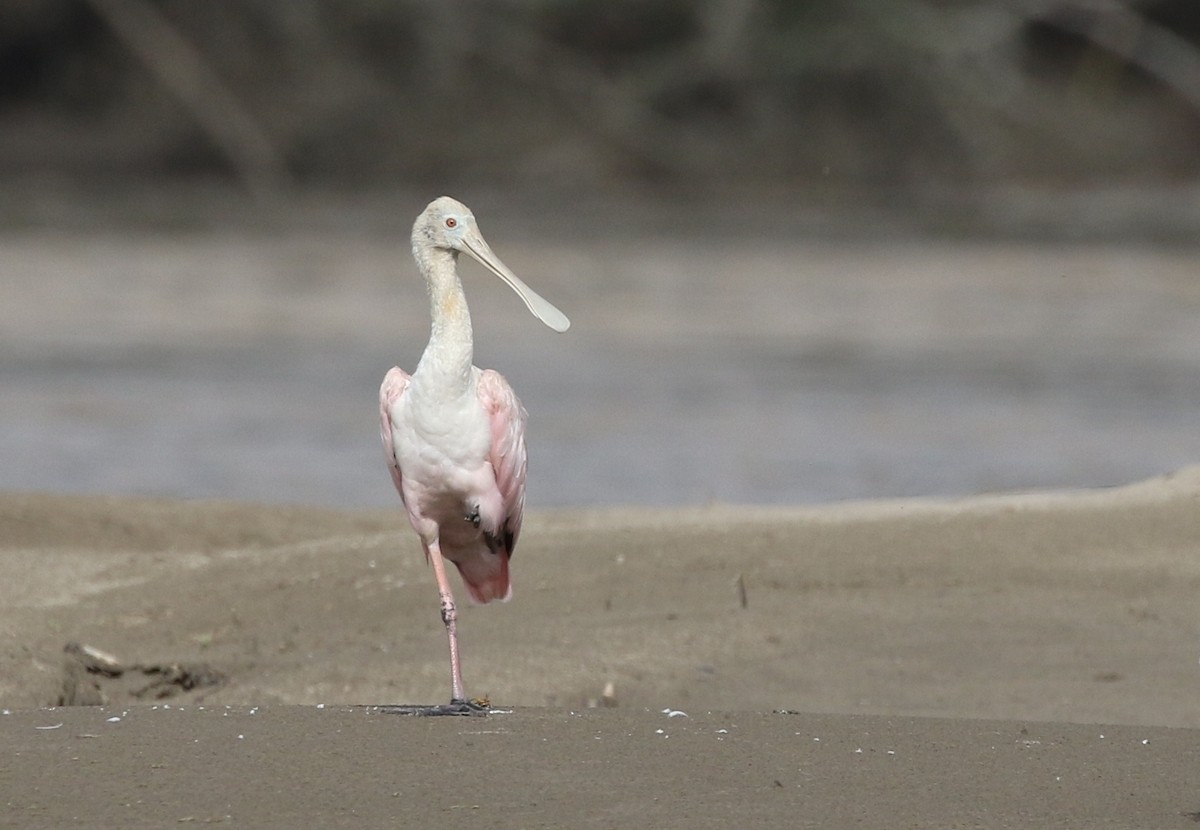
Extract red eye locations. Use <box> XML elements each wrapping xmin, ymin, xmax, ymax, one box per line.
<box><xmin>445</xmin><ymin>217</ymin><xmax>457</xmax><ymax>229</ymax></box>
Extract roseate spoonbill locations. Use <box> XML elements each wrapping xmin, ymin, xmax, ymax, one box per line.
<box><xmin>379</xmin><ymin>196</ymin><xmax>569</xmax><ymax>714</ymax></box>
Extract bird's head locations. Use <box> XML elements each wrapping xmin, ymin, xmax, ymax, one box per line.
<box><xmin>413</xmin><ymin>196</ymin><xmax>474</xmax><ymax>254</ymax></box>
<box><xmin>412</xmin><ymin>196</ymin><xmax>570</xmax><ymax>333</ymax></box>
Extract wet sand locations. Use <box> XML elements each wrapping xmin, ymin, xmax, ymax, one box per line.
<box><xmin>5</xmin><ymin>706</ymin><xmax>1196</xmax><ymax>828</ymax></box>
<box><xmin>2</xmin><ymin>469</ymin><xmax>1199</xmax><ymax>826</ymax></box>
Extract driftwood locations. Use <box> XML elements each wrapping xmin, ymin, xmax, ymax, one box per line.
<box><xmin>59</xmin><ymin>642</ymin><xmax>226</xmax><ymax>707</ymax></box>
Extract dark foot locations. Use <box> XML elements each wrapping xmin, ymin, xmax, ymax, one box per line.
<box><xmin>465</xmin><ymin>507</ymin><xmax>481</xmax><ymax>528</ymax></box>
<box><xmin>379</xmin><ymin>698</ymin><xmax>489</xmax><ymax>717</ymax></box>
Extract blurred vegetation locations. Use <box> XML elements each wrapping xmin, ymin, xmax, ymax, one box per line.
<box><xmin>0</xmin><ymin>0</ymin><xmax>1198</xmax><ymax>197</ymax></box>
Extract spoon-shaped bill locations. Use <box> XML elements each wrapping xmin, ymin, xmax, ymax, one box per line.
<box><xmin>460</xmin><ymin>230</ymin><xmax>571</xmax><ymax>332</ymax></box>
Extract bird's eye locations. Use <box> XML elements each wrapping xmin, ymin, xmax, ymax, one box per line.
<box><xmin>445</xmin><ymin>217</ymin><xmax>457</xmax><ymax>229</ymax></box>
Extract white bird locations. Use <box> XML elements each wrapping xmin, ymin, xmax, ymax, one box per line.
<box><xmin>379</xmin><ymin>196</ymin><xmax>569</xmax><ymax>713</ymax></box>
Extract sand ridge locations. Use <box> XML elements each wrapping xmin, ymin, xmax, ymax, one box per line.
<box><xmin>1</xmin><ymin>472</ymin><xmax>1198</xmax><ymax>826</ymax></box>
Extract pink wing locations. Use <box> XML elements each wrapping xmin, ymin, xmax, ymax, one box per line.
<box><xmin>477</xmin><ymin>369</ymin><xmax>528</xmax><ymax>557</ymax></box>
<box><xmin>379</xmin><ymin>366</ymin><xmax>411</xmax><ymax>501</ymax></box>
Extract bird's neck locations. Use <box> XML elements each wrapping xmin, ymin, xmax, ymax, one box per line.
<box><xmin>416</xmin><ymin>249</ymin><xmax>475</xmax><ymax>392</ymax></box>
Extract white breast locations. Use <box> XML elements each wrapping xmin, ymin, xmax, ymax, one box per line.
<box><xmin>393</xmin><ymin>371</ymin><xmax>491</xmax><ymax>500</ymax></box>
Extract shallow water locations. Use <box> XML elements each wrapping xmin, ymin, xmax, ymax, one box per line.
<box><xmin>4</xmin><ymin>230</ymin><xmax>1198</xmax><ymax>508</ymax></box>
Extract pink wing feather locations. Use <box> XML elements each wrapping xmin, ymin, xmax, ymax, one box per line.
<box><xmin>379</xmin><ymin>366</ymin><xmax>411</xmax><ymax>501</ymax></box>
<box><xmin>477</xmin><ymin>369</ymin><xmax>528</xmax><ymax>557</ymax></box>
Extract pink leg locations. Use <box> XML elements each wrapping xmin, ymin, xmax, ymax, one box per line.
<box><xmin>427</xmin><ymin>539</ymin><xmax>467</xmax><ymax>703</ymax></box>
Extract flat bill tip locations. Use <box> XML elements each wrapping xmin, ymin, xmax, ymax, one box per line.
<box><xmin>544</xmin><ymin>310</ymin><xmax>571</xmax><ymax>333</ymax></box>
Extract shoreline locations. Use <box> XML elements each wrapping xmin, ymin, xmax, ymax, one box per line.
<box><xmin>2</xmin><ymin>471</ymin><xmax>1198</xmax><ymax>826</ymax></box>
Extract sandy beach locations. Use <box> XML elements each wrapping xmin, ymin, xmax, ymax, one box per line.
<box><xmin>2</xmin><ymin>469</ymin><xmax>1198</xmax><ymax>826</ymax></box>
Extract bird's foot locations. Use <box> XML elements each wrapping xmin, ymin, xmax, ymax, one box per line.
<box><xmin>454</xmin><ymin>696</ymin><xmax>491</xmax><ymax>712</ymax></box>
<box><xmin>465</xmin><ymin>507</ymin><xmax>481</xmax><ymax>528</ymax></box>
<box><xmin>379</xmin><ymin>698</ymin><xmax>490</xmax><ymax>717</ymax></box>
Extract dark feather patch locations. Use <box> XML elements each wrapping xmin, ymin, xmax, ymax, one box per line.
<box><xmin>483</xmin><ymin>525</ymin><xmax>515</xmax><ymax>559</ymax></box>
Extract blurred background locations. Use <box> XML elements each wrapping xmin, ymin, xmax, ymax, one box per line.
<box><xmin>2</xmin><ymin>0</ymin><xmax>1199</xmax><ymax>508</ymax></box>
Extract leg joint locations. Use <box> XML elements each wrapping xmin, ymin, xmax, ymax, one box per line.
<box><xmin>440</xmin><ymin>594</ymin><xmax>457</xmax><ymax>627</ymax></box>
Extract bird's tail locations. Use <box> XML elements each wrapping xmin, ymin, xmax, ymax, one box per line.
<box><xmin>450</xmin><ymin>549</ymin><xmax>512</xmax><ymax>605</ymax></box>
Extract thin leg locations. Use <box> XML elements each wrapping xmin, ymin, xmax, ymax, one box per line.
<box><xmin>427</xmin><ymin>538</ymin><xmax>467</xmax><ymax>703</ymax></box>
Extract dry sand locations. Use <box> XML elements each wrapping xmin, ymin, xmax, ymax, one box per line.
<box><xmin>1</xmin><ymin>470</ymin><xmax>1199</xmax><ymax>827</ymax></box>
